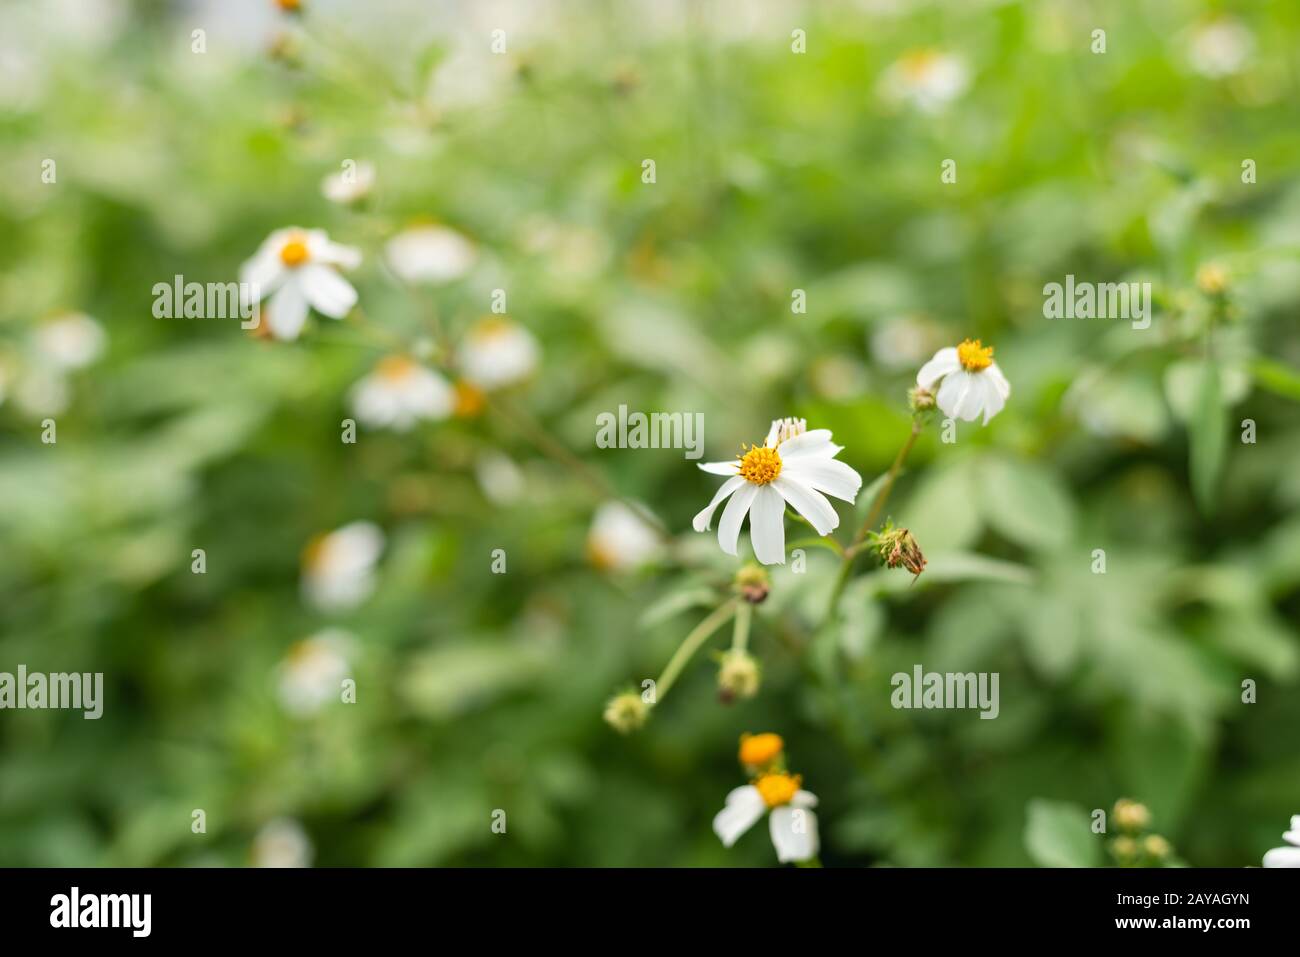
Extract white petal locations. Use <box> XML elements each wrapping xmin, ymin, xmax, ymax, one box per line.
<box><xmin>239</xmin><ymin>251</ymin><xmax>285</xmax><ymax>301</ymax></box>
<box><xmin>1263</xmin><ymin>846</ymin><xmax>1300</xmax><ymax>867</ymax></box>
<box><xmin>781</xmin><ymin>456</ymin><xmax>862</xmax><ymax>503</ymax></box>
<box><xmin>698</xmin><ymin>460</ymin><xmax>740</xmax><ymax>475</ymax></box>
<box><xmin>713</xmin><ymin>786</ymin><xmax>767</xmax><ymax>848</ymax></box>
<box><xmin>718</xmin><ymin>482</ymin><xmax>759</xmax><ymax>556</ymax></box>
<box><xmin>776</xmin><ymin>429</ymin><xmax>842</xmax><ymax>461</ymax></box>
<box><xmin>769</xmin><ymin>806</ymin><xmax>819</xmax><ymax>863</ymax></box>
<box><xmin>986</xmin><ymin>361</ymin><xmax>1011</xmax><ymax>399</ymax></box>
<box><xmin>917</xmin><ymin>346</ymin><xmax>960</xmax><ymax>389</ymax></box>
<box><xmin>937</xmin><ymin>369</ymin><xmax>981</xmax><ymax>421</ymax></box>
<box><xmin>773</xmin><ymin>476</ymin><xmax>839</xmax><ymax>535</ymax></box>
<box><xmin>792</xmin><ymin>790</ymin><xmax>819</xmax><ymax>809</ymax></box>
<box><xmin>979</xmin><ymin>373</ymin><xmax>1006</xmax><ymax>425</ymax></box>
<box><xmin>268</xmin><ymin>279</ymin><xmax>309</xmax><ymax>340</ymax></box>
<box><xmin>692</xmin><ymin>476</ymin><xmax>745</xmax><ymax>532</ymax></box>
<box><xmin>299</xmin><ymin>264</ymin><xmax>358</xmax><ymax>319</ymax></box>
<box><xmin>748</xmin><ymin>484</ymin><xmax>787</xmax><ymax>565</ymax></box>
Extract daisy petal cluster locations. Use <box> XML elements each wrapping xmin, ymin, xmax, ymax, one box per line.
<box><xmin>916</xmin><ymin>338</ymin><xmax>1010</xmax><ymax>425</ymax></box>
<box><xmin>349</xmin><ymin>354</ymin><xmax>454</xmax><ymax>431</ymax></box>
<box><xmin>301</xmin><ymin>521</ymin><xmax>385</xmax><ymax>612</ymax></box>
<box><xmin>277</xmin><ymin>629</ymin><xmax>354</xmax><ymax>716</ymax></box>
<box><xmin>694</xmin><ymin>417</ymin><xmax>862</xmax><ymax>565</ymax></box>
<box><xmin>457</xmin><ymin>317</ymin><xmax>540</xmax><ymax>390</ymax></box>
<box><xmin>1262</xmin><ymin>815</ymin><xmax>1300</xmax><ymax>868</ymax></box>
<box><xmin>240</xmin><ymin>227</ymin><xmax>362</xmax><ymax>340</ymax></box>
<box><xmin>713</xmin><ymin>734</ymin><xmax>819</xmax><ymax>864</ymax></box>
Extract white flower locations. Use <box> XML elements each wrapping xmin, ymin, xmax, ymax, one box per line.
<box><xmin>693</xmin><ymin>417</ymin><xmax>862</xmax><ymax>566</ymax></box>
<box><xmin>475</xmin><ymin>451</ymin><xmax>526</xmax><ymax>505</ymax></box>
<box><xmin>277</xmin><ymin>629</ymin><xmax>353</xmax><ymax>716</ymax></box>
<box><xmin>34</xmin><ymin>312</ymin><xmax>106</xmax><ymax>371</ymax></box>
<box><xmin>916</xmin><ymin>338</ymin><xmax>1011</xmax><ymax>425</ymax></box>
<box><xmin>301</xmin><ymin>521</ymin><xmax>384</xmax><ymax>612</ymax></box>
<box><xmin>879</xmin><ymin>49</ymin><xmax>969</xmax><ymax>113</ymax></box>
<box><xmin>457</xmin><ymin>318</ymin><xmax>539</xmax><ymax>390</ymax></box>
<box><xmin>587</xmin><ymin>502</ymin><xmax>662</xmax><ymax>571</ymax></box>
<box><xmin>15</xmin><ymin>369</ymin><xmax>70</xmax><ymax>416</ymax></box>
<box><xmin>1188</xmin><ymin>18</ymin><xmax>1253</xmax><ymax>78</ymax></box>
<box><xmin>252</xmin><ymin>818</ymin><xmax>313</xmax><ymax>868</ymax></box>
<box><xmin>239</xmin><ymin>227</ymin><xmax>362</xmax><ymax>341</ymax></box>
<box><xmin>1263</xmin><ymin>815</ymin><xmax>1300</xmax><ymax>868</ymax></box>
<box><xmin>321</xmin><ymin>160</ymin><xmax>375</xmax><ymax>204</ymax></box>
<box><xmin>713</xmin><ymin>773</ymin><xmax>819</xmax><ymax>864</ymax></box>
<box><xmin>349</xmin><ymin>354</ymin><xmax>453</xmax><ymax>431</ymax></box>
<box><xmin>385</xmin><ymin>224</ymin><xmax>477</xmax><ymax>285</ymax></box>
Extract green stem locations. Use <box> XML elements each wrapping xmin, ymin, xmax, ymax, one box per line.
<box><xmin>655</xmin><ymin>599</ymin><xmax>737</xmax><ymax>701</ymax></box>
<box><xmin>731</xmin><ymin>601</ymin><xmax>752</xmax><ymax>654</ymax></box>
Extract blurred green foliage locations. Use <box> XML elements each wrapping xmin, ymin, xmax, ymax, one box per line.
<box><xmin>1</xmin><ymin>0</ymin><xmax>1298</xmax><ymax>867</ymax></box>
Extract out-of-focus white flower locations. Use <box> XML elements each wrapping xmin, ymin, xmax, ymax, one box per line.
<box><xmin>879</xmin><ymin>49</ymin><xmax>969</xmax><ymax>112</ymax></box>
<box><xmin>1187</xmin><ymin>18</ymin><xmax>1254</xmax><ymax>78</ymax></box>
<box><xmin>693</xmin><ymin>417</ymin><xmax>863</xmax><ymax>566</ymax></box>
<box><xmin>349</xmin><ymin>354</ymin><xmax>453</xmax><ymax>431</ymax></box>
<box><xmin>277</xmin><ymin>629</ymin><xmax>354</xmax><ymax>716</ymax></box>
<box><xmin>252</xmin><ymin>818</ymin><xmax>313</xmax><ymax>868</ymax></box>
<box><xmin>14</xmin><ymin>369</ymin><xmax>70</xmax><ymax>416</ymax></box>
<box><xmin>240</xmin><ymin>228</ymin><xmax>361</xmax><ymax>341</ymax></box>
<box><xmin>916</xmin><ymin>339</ymin><xmax>1011</xmax><ymax>425</ymax></box>
<box><xmin>713</xmin><ymin>773</ymin><xmax>819</xmax><ymax>864</ymax></box>
<box><xmin>34</xmin><ymin>313</ymin><xmax>106</xmax><ymax>371</ymax></box>
<box><xmin>475</xmin><ymin>451</ymin><xmax>526</xmax><ymax>505</ymax></box>
<box><xmin>321</xmin><ymin>160</ymin><xmax>375</xmax><ymax>204</ymax></box>
<box><xmin>1263</xmin><ymin>815</ymin><xmax>1300</xmax><ymax>868</ymax></box>
<box><xmin>457</xmin><ymin>318</ymin><xmax>539</xmax><ymax>390</ymax></box>
<box><xmin>871</xmin><ymin>315</ymin><xmax>936</xmax><ymax>371</ymax></box>
<box><xmin>587</xmin><ymin>501</ymin><xmax>662</xmax><ymax>571</ymax></box>
<box><xmin>385</xmin><ymin>224</ymin><xmax>477</xmax><ymax>285</ymax></box>
<box><xmin>301</xmin><ymin>521</ymin><xmax>384</xmax><ymax>612</ymax></box>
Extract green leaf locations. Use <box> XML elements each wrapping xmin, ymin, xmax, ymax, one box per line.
<box><xmin>1024</xmin><ymin>800</ymin><xmax>1102</xmax><ymax>868</ymax></box>
<box><xmin>1189</xmin><ymin>359</ymin><xmax>1226</xmax><ymax>515</ymax></box>
<box><xmin>976</xmin><ymin>455</ymin><xmax>1075</xmax><ymax>552</ymax></box>
<box><xmin>1251</xmin><ymin>357</ymin><xmax>1300</xmax><ymax>402</ymax></box>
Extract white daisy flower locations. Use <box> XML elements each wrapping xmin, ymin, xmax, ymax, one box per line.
<box><xmin>713</xmin><ymin>772</ymin><xmax>819</xmax><ymax>864</ymax></box>
<box><xmin>385</xmin><ymin>224</ymin><xmax>477</xmax><ymax>285</ymax></box>
<box><xmin>14</xmin><ymin>369</ymin><xmax>70</xmax><ymax>416</ymax></box>
<box><xmin>34</xmin><ymin>312</ymin><xmax>106</xmax><ymax>371</ymax></box>
<box><xmin>693</xmin><ymin>417</ymin><xmax>862</xmax><ymax>566</ymax></box>
<box><xmin>252</xmin><ymin>818</ymin><xmax>313</xmax><ymax>869</ymax></box>
<box><xmin>321</xmin><ymin>160</ymin><xmax>375</xmax><ymax>204</ymax></box>
<box><xmin>457</xmin><ymin>317</ymin><xmax>539</xmax><ymax>390</ymax></box>
<box><xmin>301</xmin><ymin>521</ymin><xmax>384</xmax><ymax>612</ymax></box>
<box><xmin>879</xmin><ymin>48</ymin><xmax>969</xmax><ymax>113</ymax></box>
<box><xmin>349</xmin><ymin>354</ymin><xmax>454</xmax><ymax>431</ymax></box>
<box><xmin>1187</xmin><ymin>18</ymin><xmax>1254</xmax><ymax>78</ymax></box>
<box><xmin>587</xmin><ymin>501</ymin><xmax>662</xmax><ymax>571</ymax></box>
<box><xmin>277</xmin><ymin>629</ymin><xmax>353</xmax><ymax>717</ymax></box>
<box><xmin>916</xmin><ymin>338</ymin><xmax>1011</xmax><ymax>425</ymax></box>
<box><xmin>239</xmin><ymin>227</ymin><xmax>362</xmax><ymax>341</ymax></box>
<box><xmin>1263</xmin><ymin>815</ymin><xmax>1300</xmax><ymax>868</ymax></box>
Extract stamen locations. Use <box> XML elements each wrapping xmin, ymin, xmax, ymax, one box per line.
<box><xmin>957</xmin><ymin>338</ymin><xmax>994</xmax><ymax>372</ymax></box>
<box><xmin>754</xmin><ymin>772</ymin><xmax>802</xmax><ymax>809</ymax></box>
<box><xmin>279</xmin><ymin>236</ymin><xmax>310</xmax><ymax>267</ymax></box>
<box><xmin>738</xmin><ymin>445</ymin><xmax>782</xmax><ymax>485</ymax></box>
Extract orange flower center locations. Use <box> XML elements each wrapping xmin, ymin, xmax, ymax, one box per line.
<box><xmin>738</xmin><ymin>445</ymin><xmax>782</xmax><ymax>485</ymax></box>
<box><xmin>375</xmin><ymin>355</ymin><xmax>417</xmax><ymax>383</ymax></box>
<box><xmin>754</xmin><ymin>772</ymin><xmax>802</xmax><ymax>809</ymax></box>
<box><xmin>279</xmin><ymin>237</ymin><xmax>310</xmax><ymax>268</ymax></box>
<box><xmin>454</xmin><ymin>380</ymin><xmax>486</xmax><ymax>418</ymax></box>
<box><xmin>739</xmin><ymin>733</ymin><xmax>784</xmax><ymax>767</ymax></box>
<box><xmin>957</xmin><ymin>338</ymin><xmax>994</xmax><ymax>372</ymax></box>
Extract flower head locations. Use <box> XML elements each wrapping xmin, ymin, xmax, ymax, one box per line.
<box><xmin>1262</xmin><ymin>815</ymin><xmax>1300</xmax><ymax>868</ymax></box>
<box><xmin>34</xmin><ymin>312</ymin><xmax>106</xmax><ymax>371</ymax></box>
<box><xmin>457</xmin><ymin>317</ymin><xmax>539</xmax><ymax>390</ymax></box>
<box><xmin>713</xmin><ymin>766</ymin><xmax>819</xmax><ymax>863</ymax></box>
<box><xmin>1187</xmin><ymin>18</ymin><xmax>1253</xmax><ymax>78</ymax></box>
<box><xmin>321</xmin><ymin>161</ymin><xmax>375</xmax><ymax>205</ymax></box>
<box><xmin>734</xmin><ymin>563</ymin><xmax>770</xmax><ymax>604</ymax></box>
<box><xmin>385</xmin><ymin>224</ymin><xmax>477</xmax><ymax>285</ymax></box>
<box><xmin>738</xmin><ymin>732</ymin><xmax>783</xmax><ymax>769</ymax></box>
<box><xmin>693</xmin><ymin>417</ymin><xmax>863</xmax><ymax>565</ymax></box>
<box><xmin>252</xmin><ymin>818</ymin><xmax>312</xmax><ymax>868</ymax></box>
<box><xmin>301</xmin><ymin>521</ymin><xmax>384</xmax><ymax>612</ymax></box>
<box><xmin>349</xmin><ymin>354</ymin><xmax>454</xmax><ymax>431</ymax></box>
<box><xmin>879</xmin><ymin>49</ymin><xmax>969</xmax><ymax>113</ymax></box>
<box><xmin>875</xmin><ymin>524</ymin><xmax>927</xmax><ymax>577</ymax></box>
<box><xmin>1113</xmin><ymin>798</ymin><xmax>1151</xmax><ymax>833</ymax></box>
<box><xmin>277</xmin><ymin>629</ymin><xmax>353</xmax><ymax>716</ymax></box>
<box><xmin>240</xmin><ymin>228</ymin><xmax>361</xmax><ymax>341</ymax></box>
<box><xmin>916</xmin><ymin>339</ymin><xmax>1011</xmax><ymax>425</ymax></box>
<box><xmin>717</xmin><ymin>649</ymin><xmax>761</xmax><ymax>702</ymax></box>
<box><xmin>603</xmin><ymin>691</ymin><xmax>649</xmax><ymax>734</ymax></box>
<box><xmin>587</xmin><ymin>501</ymin><xmax>662</xmax><ymax>572</ymax></box>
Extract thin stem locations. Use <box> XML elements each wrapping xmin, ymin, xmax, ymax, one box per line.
<box><xmin>655</xmin><ymin>599</ymin><xmax>738</xmax><ymax>702</ymax></box>
<box><xmin>731</xmin><ymin>601</ymin><xmax>752</xmax><ymax>654</ymax></box>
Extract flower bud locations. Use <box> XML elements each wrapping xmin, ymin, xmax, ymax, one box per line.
<box><xmin>876</xmin><ymin>526</ymin><xmax>926</xmax><ymax>577</ymax></box>
<box><xmin>1143</xmin><ymin>834</ymin><xmax>1171</xmax><ymax>860</ymax></box>
<box><xmin>738</xmin><ymin>732</ymin><xmax>784</xmax><ymax>769</ymax></box>
<box><xmin>718</xmin><ymin>650</ymin><xmax>761</xmax><ymax>702</ymax></box>
<box><xmin>1111</xmin><ymin>836</ymin><xmax>1138</xmax><ymax>862</ymax></box>
<box><xmin>734</xmin><ymin>563</ymin><xmax>770</xmax><ymax>604</ymax></box>
<box><xmin>908</xmin><ymin>385</ymin><xmax>936</xmax><ymax>413</ymax></box>
<box><xmin>1113</xmin><ymin>798</ymin><xmax>1150</xmax><ymax>833</ymax></box>
<box><xmin>603</xmin><ymin>691</ymin><xmax>649</xmax><ymax>734</ymax></box>
<box><xmin>1196</xmin><ymin>262</ymin><xmax>1229</xmax><ymax>296</ymax></box>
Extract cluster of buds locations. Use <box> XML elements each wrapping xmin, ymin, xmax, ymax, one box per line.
<box><xmin>873</xmin><ymin>523</ymin><xmax>927</xmax><ymax>578</ymax></box>
<box><xmin>1108</xmin><ymin>798</ymin><xmax>1175</xmax><ymax>867</ymax></box>
<box><xmin>602</xmin><ymin>689</ymin><xmax>650</xmax><ymax>735</ymax></box>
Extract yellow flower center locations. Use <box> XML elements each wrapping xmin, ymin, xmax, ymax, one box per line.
<box><xmin>453</xmin><ymin>380</ymin><xmax>486</xmax><ymax>418</ymax></box>
<box><xmin>957</xmin><ymin>338</ymin><xmax>994</xmax><ymax>372</ymax></box>
<box><xmin>754</xmin><ymin>772</ymin><xmax>802</xmax><ymax>809</ymax></box>
<box><xmin>279</xmin><ymin>237</ymin><xmax>310</xmax><ymax>268</ymax></box>
<box><xmin>739</xmin><ymin>733</ymin><xmax>784</xmax><ymax>767</ymax></box>
<box><xmin>375</xmin><ymin>355</ymin><xmax>417</xmax><ymax>383</ymax></box>
<box><xmin>738</xmin><ymin>445</ymin><xmax>782</xmax><ymax>485</ymax></box>
<box><xmin>901</xmin><ymin>49</ymin><xmax>939</xmax><ymax>81</ymax></box>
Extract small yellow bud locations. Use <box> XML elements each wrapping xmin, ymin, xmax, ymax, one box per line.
<box><xmin>718</xmin><ymin>650</ymin><xmax>761</xmax><ymax>701</ymax></box>
<box><xmin>1196</xmin><ymin>262</ymin><xmax>1229</xmax><ymax>296</ymax></box>
<box><xmin>1113</xmin><ymin>798</ymin><xmax>1151</xmax><ymax>833</ymax></box>
<box><xmin>1143</xmin><ymin>834</ymin><xmax>1171</xmax><ymax>860</ymax></box>
<box><xmin>734</xmin><ymin>563</ymin><xmax>770</xmax><ymax>604</ymax></box>
<box><xmin>603</xmin><ymin>692</ymin><xmax>649</xmax><ymax>734</ymax></box>
<box><xmin>908</xmin><ymin>385</ymin><xmax>936</xmax><ymax>413</ymax></box>
<box><xmin>738</xmin><ymin>732</ymin><xmax>784</xmax><ymax>768</ymax></box>
<box><xmin>1111</xmin><ymin>835</ymin><xmax>1138</xmax><ymax>861</ymax></box>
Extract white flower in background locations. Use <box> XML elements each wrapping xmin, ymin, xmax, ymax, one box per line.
<box><xmin>475</xmin><ymin>451</ymin><xmax>526</xmax><ymax>505</ymax></box>
<box><xmin>252</xmin><ymin>818</ymin><xmax>313</xmax><ymax>868</ymax></box>
<box><xmin>385</xmin><ymin>224</ymin><xmax>477</xmax><ymax>284</ymax></box>
<box><xmin>321</xmin><ymin>160</ymin><xmax>375</xmax><ymax>204</ymax></box>
<box><xmin>916</xmin><ymin>338</ymin><xmax>1011</xmax><ymax>425</ymax></box>
<box><xmin>871</xmin><ymin>315</ymin><xmax>938</xmax><ymax>371</ymax></box>
<box><xmin>277</xmin><ymin>629</ymin><xmax>354</xmax><ymax>716</ymax></box>
<box><xmin>457</xmin><ymin>317</ymin><xmax>539</xmax><ymax>390</ymax></box>
<box><xmin>587</xmin><ymin>501</ymin><xmax>662</xmax><ymax>571</ymax></box>
<box><xmin>879</xmin><ymin>48</ymin><xmax>969</xmax><ymax>113</ymax></box>
<box><xmin>349</xmin><ymin>354</ymin><xmax>453</xmax><ymax>431</ymax></box>
<box><xmin>15</xmin><ymin>369</ymin><xmax>71</xmax><ymax>417</ymax></box>
<box><xmin>34</xmin><ymin>313</ymin><xmax>106</xmax><ymax>371</ymax></box>
<box><xmin>713</xmin><ymin>773</ymin><xmax>819</xmax><ymax>864</ymax></box>
<box><xmin>1187</xmin><ymin>18</ymin><xmax>1254</xmax><ymax>78</ymax></box>
<box><xmin>693</xmin><ymin>417</ymin><xmax>862</xmax><ymax>566</ymax></box>
<box><xmin>301</xmin><ymin>521</ymin><xmax>384</xmax><ymax>612</ymax></box>
<box><xmin>1263</xmin><ymin>815</ymin><xmax>1300</xmax><ymax>868</ymax></box>
<box><xmin>239</xmin><ymin>227</ymin><xmax>362</xmax><ymax>341</ymax></box>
